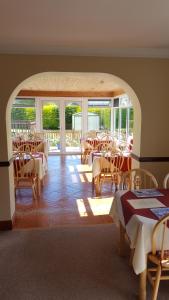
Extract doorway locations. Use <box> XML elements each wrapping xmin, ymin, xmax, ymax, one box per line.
<box><xmin>40</xmin><ymin>98</ymin><xmax>83</xmax><ymax>153</ymax></box>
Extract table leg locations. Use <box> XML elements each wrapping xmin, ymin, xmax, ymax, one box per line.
<box><xmin>119</xmin><ymin>222</ymin><xmax>126</xmax><ymax>256</ymax></box>
<box><xmin>139</xmin><ymin>269</ymin><xmax>147</xmax><ymax>300</ymax></box>
<box><xmin>37</xmin><ymin>177</ymin><xmax>41</xmax><ymax>197</ymax></box>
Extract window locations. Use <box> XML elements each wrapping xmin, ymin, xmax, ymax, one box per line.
<box><xmin>11</xmin><ymin>98</ymin><xmax>36</xmax><ymax>135</ymax></box>
<box><xmin>88</xmin><ymin>99</ymin><xmax>112</xmax><ymax>131</ymax></box>
<box><xmin>113</xmin><ymin>94</ymin><xmax>133</xmax><ymax>140</ymax></box>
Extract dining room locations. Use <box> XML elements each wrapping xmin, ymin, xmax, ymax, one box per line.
<box><xmin>1</xmin><ymin>1</ymin><xmax>169</xmax><ymax>299</ymax></box>
<box><xmin>11</xmin><ymin>84</ymin><xmax>134</xmax><ymax>229</ymax></box>
<box><xmin>0</xmin><ymin>60</ymin><xmax>169</xmax><ymax>300</ymax></box>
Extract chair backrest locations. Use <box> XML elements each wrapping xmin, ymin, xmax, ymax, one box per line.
<box><xmin>163</xmin><ymin>173</ymin><xmax>169</xmax><ymax>189</ymax></box>
<box><xmin>121</xmin><ymin>168</ymin><xmax>158</xmax><ymax>190</ymax></box>
<box><xmin>18</xmin><ymin>143</ymin><xmax>37</xmax><ymax>154</ymax></box>
<box><xmin>151</xmin><ymin>213</ymin><xmax>169</xmax><ymax>258</ymax></box>
<box><xmin>100</xmin><ymin>153</ymin><xmax>124</xmax><ymax>174</ymax></box>
<box><xmin>14</xmin><ymin>152</ymin><xmax>36</xmax><ymax>180</ymax></box>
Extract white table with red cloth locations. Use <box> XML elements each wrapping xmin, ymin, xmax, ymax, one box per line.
<box><xmin>14</xmin><ymin>152</ymin><xmax>47</xmax><ymax>195</ymax></box>
<box><xmin>110</xmin><ymin>189</ymin><xmax>169</xmax><ymax>300</ymax></box>
<box><xmin>92</xmin><ymin>152</ymin><xmax>131</xmax><ymax>179</ymax></box>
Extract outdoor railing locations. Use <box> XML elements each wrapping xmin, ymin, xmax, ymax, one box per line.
<box><xmin>11</xmin><ymin>126</ymin><xmax>132</xmax><ymax>153</ymax></box>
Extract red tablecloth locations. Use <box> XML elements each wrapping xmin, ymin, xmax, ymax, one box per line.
<box><xmin>92</xmin><ymin>152</ymin><xmax>131</xmax><ymax>172</ymax></box>
<box><xmin>121</xmin><ymin>189</ymin><xmax>169</xmax><ymax>225</ymax></box>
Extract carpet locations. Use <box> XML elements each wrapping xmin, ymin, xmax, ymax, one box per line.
<box><xmin>0</xmin><ymin>224</ymin><xmax>168</xmax><ymax>300</ymax></box>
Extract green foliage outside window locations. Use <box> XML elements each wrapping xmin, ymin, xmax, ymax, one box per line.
<box><xmin>65</xmin><ymin>106</ymin><xmax>81</xmax><ymax>130</ymax></box>
<box><xmin>115</xmin><ymin>108</ymin><xmax>134</xmax><ymax>130</ymax></box>
<box><xmin>42</xmin><ymin>104</ymin><xmax>60</xmax><ymax>130</ymax></box>
<box><xmin>43</xmin><ymin>104</ymin><xmax>81</xmax><ymax>130</ymax></box>
<box><xmin>11</xmin><ymin>104</ymin><xmax>134</xmax><ymax>132</ymax></box>
<box><xmin>11</xmin><ymin>108</ymin><xmax>35</xmax><ymax>121</ymax></box>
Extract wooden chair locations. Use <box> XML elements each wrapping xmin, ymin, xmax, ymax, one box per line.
<box><xmin>13</xmin><ymin>152</ymin><xmax>38</xmax><ymax>200</ymax></box>
<box><xmin>96</xmin><ymin>152</ymin><xmax>124</xmax><ymax>194</ymax></box>
<box><xmin>163</xmin><ymin>173</ymin><xmax>169</xmax><ymax>189</ymax></box>
<box><xmin>81</xmin><ymin>139</ymin><xmax>96</xmax><ymax>164</ymax></box>
<box><xmin>18</xmin><ymin>143</ymin><xmax>37</xmax><ymax>154</ymax></box>
<box><xmin>121</xmin><ymin>168</ymin><xmax>158</xmax><ymax>190</ymax></box>
<box><xmin>147</xmin><ymin>213</ymin><xmax>169</xmax><ymax>300</ymax></box>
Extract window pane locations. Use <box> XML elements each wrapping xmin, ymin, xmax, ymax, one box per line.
<box><xmin>11</xmin><ymin>99</ymin><xmax>36</xmax><ymax>136</ymax></box>
<box><xmin>12</xmin><ymin>98</ymin><xmax>35</xmax><ymax>108</ymax></box>
<box><xmin>42</xmin><ymin>103</ymin><xmax>60</xmax><ymax>130</ymax></box>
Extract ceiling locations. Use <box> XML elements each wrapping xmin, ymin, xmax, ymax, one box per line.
<box><xmin>0</xmin><ymin>0</ymin><xmax>169</xmax><ymax>58</ymax></box>
<box><xmin>20</xmin><ymin>72</ymin><xmax>122</xmax><ymax>93</ymax></box>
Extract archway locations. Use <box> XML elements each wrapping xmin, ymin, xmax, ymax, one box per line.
<box><xmin>7</xmin><ymin>72</ymin><xmax>141</xmax><ymax>153</ymax></box>
<box><xmin>5</xmin><ymin>72</ymin><xmax>141</xmax><ymax>229</ymax></box>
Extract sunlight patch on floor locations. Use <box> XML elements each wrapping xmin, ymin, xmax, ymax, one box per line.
<box><xmin>79</xmin><ymin>174</ymin><xmax>86</xmax><ymax>183</ymax></box>
<box><xmin>71</xmin><ymin>174</ymin><xmax>79</xmax><ymax>183</ymax></box>
<box><xmin>71</xmin><ymin>155</ymin><xmax>80</xmax><ymax>160</ymax></box>
<box><xmin>68</xmin><ymin>165</ymin><xmax>75</xmax><ymax>172</ymax></box>
<box><xmin>76</xmin><ymin>164</ymin><xmax>92</xmax><ymax>172</ymax></box>
<box><xmin>87</xmin><ymin>196</ymin><xmax>114</xmax><ymax>216</ymax></box>
<box><xmin>76</xmin><ymin>199</ymin><xmax>88</xmax><ymax>217</ymax></box>
<box><xmin>84</xmin><ymin>173</ymin><xmax>93</xmax><ymax>183</ymax></box>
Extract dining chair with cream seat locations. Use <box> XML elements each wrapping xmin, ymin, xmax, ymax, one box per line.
<box><xmin>81</xmin><ymin>139</ymin><xmax>96</xmax><ymax>164</ymax></box>
<box><xmin>147</xmin><ymin>213</ymin><xmax>169</xmax><ymax>300</ymax></box>
<box><xmin>13</xmin><ymin>152</ymin><xmax>38</xmax><ymax>200</ymax></box>
<box><xmin>163</xmin><ymin>173</ymin><xmax>169</xmax><ymax>189</ymax></box>
<box><xmin>121</xmin><ymin>168</ymin><xmax>158</xmax><ymax>190</ymax></box>
<box><xmin>96</xmin><ymin>152</ymin><xmax>125</xmax><ymax>195</ymax></box>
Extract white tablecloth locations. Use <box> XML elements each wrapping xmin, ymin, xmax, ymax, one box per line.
<box><xmin>36</xmin><ymin>141</ymin><xmax>48</xmax><ymax>159</ymax></box>
<box><xmin>92</xmin><ymin>156</ymin><xmax>111</xmax><ymax>178</ymax></box>
<box><xmin>22</xmin><ymin>153</ymin><xmax>47</xmax><ymax>180</ymax></box>
<box><xmin>110</xmin><ymin>191</ymin><xmax>169</xmax><ymax>274</ymax></box>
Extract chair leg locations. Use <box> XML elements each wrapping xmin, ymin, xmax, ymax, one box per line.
<box><xmin>32</xmin><ymin>180</ymin><xmax>38</xmax><ymax>200</ymax></box>
<box><xmin>129</xmin><ymin>248</ymin><xmax>134</xmax><ymax>266</ymax></box>
<box><xmin>95</xmin><ymin>176</ymin><xmax>101</xmax><ymax>196</ymax></box>
<box><xmin>14</xmin><ymin>187</ymin><xmax>17</xmax><ymax>200</ymax></box>
<box><xmin>32</xmin><ymin>186</ymin><xmax>36</xmax><ymax>200</ymax></box>
<box><xmin>152</xmin><ymin>265</ymin><xmax>161</xmax><ymax>300</ymax></box>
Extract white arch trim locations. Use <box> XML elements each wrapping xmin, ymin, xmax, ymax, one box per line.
<box><xmin>7</xmin><ymin>71</ymin><xmax>141</xmax><ymax>157</ymax></box>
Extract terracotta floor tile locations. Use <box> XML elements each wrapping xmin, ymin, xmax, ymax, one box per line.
<box><xmin>14</xmin><ymin>155</ymin><xmax>114</xmax><ymax>229</ymax></box>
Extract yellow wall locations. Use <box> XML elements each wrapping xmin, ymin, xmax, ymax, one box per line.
<box><xmin>0</xmin><ymin>54</ymin><xmax>169</xmax><ymax>221</ymax></box>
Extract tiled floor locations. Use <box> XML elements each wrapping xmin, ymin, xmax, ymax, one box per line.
<box><xmin>14</xmin><ymin>155</ymin><xmax>114</xmax><ymax>229</ymax></box>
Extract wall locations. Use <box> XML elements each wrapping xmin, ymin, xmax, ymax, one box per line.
<box><xmin>0</xmin><ymin>54</ymin><xmax>169</xmax><ymax>225</ymax></box>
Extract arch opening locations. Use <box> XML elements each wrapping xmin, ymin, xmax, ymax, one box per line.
<box><xmin>4</xmin><ymin>71</ymin><xmax>141</xmax><ymax>228</ymax></box>
<box><xmin>7</xmin><ymin>72</ymin><xmax>141</xmax><ymax>156</ymax></box>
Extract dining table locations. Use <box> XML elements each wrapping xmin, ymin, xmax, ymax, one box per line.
<box><xmin>91</xmin><ymin>151</ymin><xmax>131</xmax><ymax>178</ymax></box>
<box><xmin>90</xmin><ymin>151</ymin><xmax>131</xmax><ymax>195</ymax></box>
<box><xmin>110</xmin><ymin>188</ymin><xmax>169</xmax><ymax>300</ymax></box>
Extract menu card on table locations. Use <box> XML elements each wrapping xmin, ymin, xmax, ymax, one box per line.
<box><xmin>127</xmin><ymin>198</ymin><xmax>165</xmax><ymax>209</ymax></box>
<box><xmin>132</xmin><ymin>189</ymin><xmax>164</xmax><ymax>198</ymax></box>
<box><xmin>150</xmin><ymin>207</ymin><xmax>169</xmax><ymax>219</ymax></box>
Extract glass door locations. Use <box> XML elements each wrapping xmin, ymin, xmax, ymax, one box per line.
<box><xmin>41</xmin><ymin>99</ymin><xmax>82</xmax><ymax>153</ymax></box>
<box><xmin>42</xmin><ymin>101</ymin><xmax>61</xmax><ymax>153</ymax></box>
<box><xmin>64</xmin><ymin>100</ymin><xmax>82</xmax><ymax>153</ymax></box>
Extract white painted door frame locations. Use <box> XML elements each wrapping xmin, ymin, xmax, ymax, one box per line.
<box><xmin>36</xmin><ymin>97</ymin><xmax>85</xmax><ymax>154</ymax></box>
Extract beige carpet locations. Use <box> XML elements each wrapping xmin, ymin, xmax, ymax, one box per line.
<box><xmin>0</xmin><ymin>224</ymin><xmax>168</xmax><ymax>300</ymax></box>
